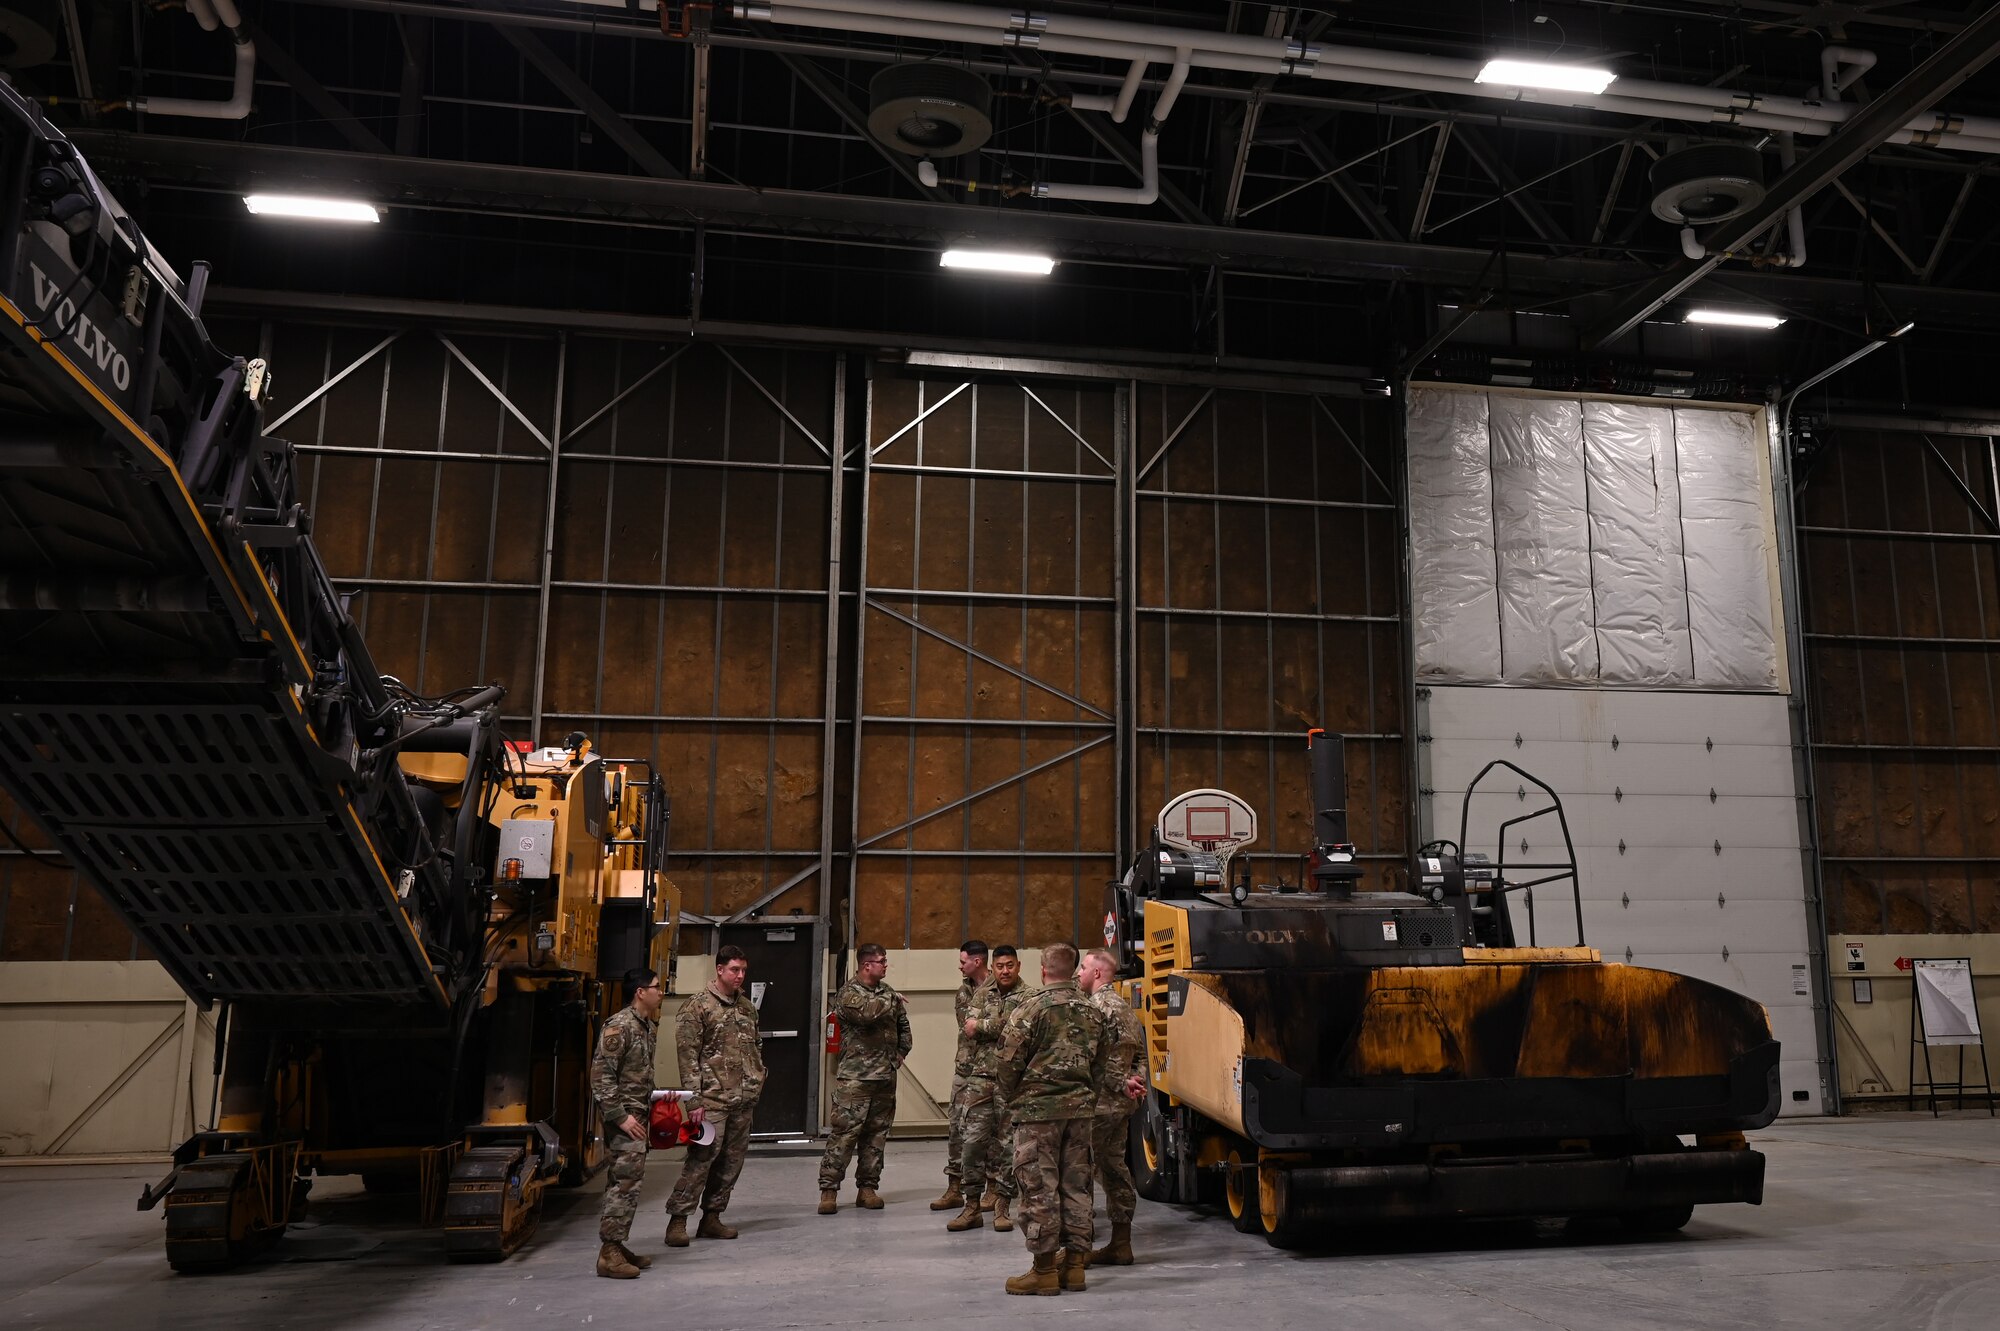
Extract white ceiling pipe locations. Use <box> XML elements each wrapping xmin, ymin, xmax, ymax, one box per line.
<box><xmin>771</xmin><ymin>0</ymin><xmax>1786</xmax><ymax>115</ymax></box>
<box><xmin>749</xmin><ymin>4</ymin><xmax>1172</xmax><ymax>62</ymax></box>
<box><xmin>1070</xmin><ymin>58</ymin><xmax>1149</xmax><ymax>120</ymax></box>
<box><xmin>1034</xmin><ymin>124</ymin><xmax>1159</xmax><ymax>203</ymax></box>
<box><xmin>1111</xmin><ymin>56</ymin><xmax>1148</xmax><ymax>123</ymax></box>
<box><xmin>1766</xmin><ymin>132</ymin><xmax>1808</xmax><ymax>268</ymax></box>
<box><xmin>1033</xmin><ymin>47</ymin><xmax>1186</xmax><ymax>204</ymax></box>
<box><xmin>1822</xmin><ymin>46</ymin><xmax>1878</xmax><ymax>100</ymax></box>
<box><xmin>137</xmin><ymin>0</ymin><xmax>256</xmax><ymax>120</ymax></box>
<box><xmin>755</xmin><ymin>0</ymin><xmax>2000</xmax><ymax>153</ymax></box>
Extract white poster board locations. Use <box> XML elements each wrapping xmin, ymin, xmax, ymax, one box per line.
<box><xmin>1913</xmin><ymin>959</ymin><xmax>1982</xmax><ymax>1047</ymax></box>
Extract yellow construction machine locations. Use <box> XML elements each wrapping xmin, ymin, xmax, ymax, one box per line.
<box><xmin>1104</xmin><ymin>731</ymin><xmax>1779</xmax><ymax>1247</ymax></box>
<box><xmin>0</xmin><ymin>86</ymin><xmax>675</xmax><ymax>1270</ymax></box>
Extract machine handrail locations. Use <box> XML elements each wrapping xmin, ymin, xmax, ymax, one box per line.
<box><xmin>1457</xmin><ymin>759</ymin><xmax>1586</xmax><ymax>947</ymax></box>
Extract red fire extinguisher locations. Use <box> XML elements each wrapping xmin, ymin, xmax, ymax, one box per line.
<box><xmin>824</xmin><ymin>1010</ymin><xmax>842</xmax><ymax>1055</ymax></box>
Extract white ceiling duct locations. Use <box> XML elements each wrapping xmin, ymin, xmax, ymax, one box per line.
<box><xmin>734</xmin><ymin>0</ymin><xmax>2000</xmax><ymax>155</ymax></box>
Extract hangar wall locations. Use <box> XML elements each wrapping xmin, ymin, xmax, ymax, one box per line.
<box><xmin>0</xmin><ymin>319</ymin><xmax>1404</xmax><ymax>1147</ymax></box>
<box><xmin>1800</xmin><ymin>418</ymin><xmax>2000</xmax><ymax>1102</ymax></box>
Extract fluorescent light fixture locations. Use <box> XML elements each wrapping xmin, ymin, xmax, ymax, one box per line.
<box><xmin>1475</xmin><ymin>59</ymin><xmax>1617</xmax><ymax>95</ymax></box>
<box><xmin>243</xmin><ymin>194</ymin><xmax>381</xmax><ymax>223</ymax></box>
<box><xmin>1685</xmin><ymin>308</ymin><xmax>1786</xmax><ymax>330</ymax></box>
<box><xmin>939</xmin><ymin>249</ymin><xmax>1056</xmax><ymax>275</ymax></box>
<box><xmin>1889</xmin><ymin>320</ymin><xmax>1917</xmax><ymax>338</ymax></box>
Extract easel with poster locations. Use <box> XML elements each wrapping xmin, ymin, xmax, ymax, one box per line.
<box><xmin>1907</xmin><ymin>957</ymin><xmax>1995</xmax><ymax>1117</ymax></box>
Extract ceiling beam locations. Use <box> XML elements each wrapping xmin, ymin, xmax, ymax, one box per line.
<box><xmin>67</xmin><ymin>131</ymin><xmax>2000</xmax><ymax>329</ymax></box>
<box><xmin>1285</xmin><ymin>131</ymin><xmax>1401</xmax><ymax>245</ymax></box>
<box><xmin>241</xmin><ymin>20</ymin><xmax>388</xmax><ymax>154</ymax></box>
<box><xmin>1443</xmin><ymin>115</ymin><xmax>1572</xmax><ymax>250</ymax></box>
<box><xmin>758</xmin><ymin>43</ymin><xmax>950</xmax><ymax>203</ymax></box>
<box><xmin>494</xmin><ymin>24</ymin><xmax>681</xmax><ymax>179</ymax></box>
<box><xmin>392</xmin><ymin>15</ymin><xmax>429</xmax><ymax>155</ymax></box>
<box><xmin>1582</xmin><ymin>2</ymin><xmax>2000</xmax><ymax>349</ymax></box>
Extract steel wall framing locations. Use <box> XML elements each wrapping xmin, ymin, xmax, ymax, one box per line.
<box><xmin>1800</xmin><ymin>420</ymin><xmax>2000</xmax><ymax>935</ymax></box>
<box><xmin>1130</xmin><ymin>385</ymin><xmax>1408</xmax><ymax>891</ymax></box>
<box><xmin>270</xmin><ymin>323</ymin><xmax>839</xmax><ymax>924</ymax></box>
<box><xmin>849</xmin><ymin>374</ymin><xmax>1121</xmax><ymax>952</ymax></box>
<box><xmin>1</xmin><ymin>321</ymin><xmax>1407</xmax><ymax>969</ymax></box>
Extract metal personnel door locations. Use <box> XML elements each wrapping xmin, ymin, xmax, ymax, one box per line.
<box><xmin>720</xmin><ymin>921</ymin><xmax>817</xmax><ymax>1135</ymax></box>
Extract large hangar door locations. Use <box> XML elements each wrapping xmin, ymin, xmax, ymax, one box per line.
<box><xmin>1408</xmin><ymin>384</ymin><xmax>1828</xmax><ymax>1115</ymax></box>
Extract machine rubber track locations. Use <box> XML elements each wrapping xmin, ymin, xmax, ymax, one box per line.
<box><xmin>441</xmin><ymin>1146</ymin><xmax>545</xmax><ymax>1262</ymax></box>
<box><xmin>162</xmin><ymin>1154</ymin><xmax>286</xmax><ymax>1273</ymax></box>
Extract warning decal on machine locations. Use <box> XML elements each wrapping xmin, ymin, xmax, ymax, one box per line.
<box><xmin>1381</xmin><ymin>920</ymin><xmax>1399</xmax><ymax>942</ymax></box>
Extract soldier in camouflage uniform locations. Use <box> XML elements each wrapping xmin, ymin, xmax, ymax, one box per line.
<box><xmin>589</xmin><ymin>967</ymin><xmax>665</xmax><ymax>1278</ymax></box>
<box><xmin>1079</xmin><ymin>946</ymin><xmax>1148</xmax><ymax>1266</ymax></box>
<box><xmin>993</xmin><ymin>942</ymin><xmax>1110</xmax><ymax>1296</ymax></box>
<box><xmin>931</xmin><ymin>939</ymin><xmax>989</xmax><ymax>1212</ymax></box>
<box><xmin>664</xmin><ymin>944</ymin><xmax>766</xmax><ymax>1247</ymax></box>
<box><xmin>947</xmin><ymin>943</ymin><xmax>1033</xmax><ymax>1234</ymax></box>
<box><xmin>816</xmin><ymin>943</ymin><xmax>913</xmax><ymax>1213</ymax></box>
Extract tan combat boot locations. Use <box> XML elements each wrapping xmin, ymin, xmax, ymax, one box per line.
<box><xmin>929</xmin><ymin>1182</ymin><xmax>964</xmax><ymax>1212</ymax></box>
<box><xmin>979</xmin><ymin>1187</ymin><xmax>998</xmax><ymax>1213</ymax></box>
<box><xmin>1087</xmin><ymin>1221</ymin><xmax>1134</xmax><ymax>1266</ymax></box>
<box><xmin>615</xmin><ymin>1242</ymin><xmax>653</xmax><ymax>1270</ymax></box>
<box><xmin>855</xmin><ymin>1186</ymin><xmax>884</xmax><ymax>1210</ymax></box>
<box><xmin>596</xmin><ymin>1242</ymin><xmax>640</xmax><ymax>1279</ymax></box>
<box><xmin>1004</xmin><ymin>1251</ymin><xmax>1062</xmax><ymax>1297</ymax></box>
<box><xmin>817</xmin><ymin>1190</ymin><xmax>838</xmax><ymax>1215</ymax></box>
<box><xmin>945</xmin><ymin>1198</ymin><xmax>984</xmax><ymax>1232</ymax></box>
<box><xmin>992</xmin><ymin>1194</ymin><xmax>1014</xmax><ymax>1233</ymax></box>
<box><xmin>697</xmin><ymin>1210</ymin><xmax>738</xmax><ymax>1240</ymax></box>
<box><xmin>664</xmin><ymin>1214</ymin><xmax>689</xmax><ymax>1248</ymax></box>
<box><xmin>1060</xmin><ymin>1250</ymin><xmax>1088</xmax><ymax>1291</ymax></box>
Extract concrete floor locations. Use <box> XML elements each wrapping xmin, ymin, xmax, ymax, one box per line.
<box><xmin>1</xmin><ymin>1114</ymin><xmax>1996</xmax><ymax>1330</ymax></box>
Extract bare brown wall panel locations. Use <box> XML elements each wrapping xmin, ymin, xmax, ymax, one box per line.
<box><xmin>1805</xmin><ymin>427</ymin><xmax>2000</xmax><ymax>936</ymax></box>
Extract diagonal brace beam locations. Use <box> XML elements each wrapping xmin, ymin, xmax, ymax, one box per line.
<box><xmin>496</xmin><ymin>24</ymin><xmax>681</xmax><ymax>178</ymax></box>
<box><xmin>1584</xmin><ymin>3</ymin><xmax>2000</xmax><ymax>349</ymax></box>
<box><xmin>243</xmin><ymin>21</ymin><xmax>389</xmax><ymax>154</ymax></box>
<box><xmin>858</xmin><ymin>734</ymin><xmax>1114</xmax><ymax>850</ymax></box>
<box><xmin>758</xmin><ymin>38</ymin><xmax>949</xmax><ymax>202</ymax></box>
<box><xmin>868</xmin><ymin>598</ymin><xmax>1112</xmax><ymax>721</ymax></box>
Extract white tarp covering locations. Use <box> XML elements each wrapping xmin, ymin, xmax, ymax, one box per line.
<box><xmin>1489</xmin><ymin>395</ymin><xmax>1597</xmax><ymax>682</ymax></box>
<box><xmin>1407</xmin><ymin>387</ymin><xmax>1501</xmax><ymax>681</ymax></box>
<box><xmin>1676</xmin><ymin>407</ymin><xmax>1781</xmax><ymax>688</ymax></box>
<box><xmin>1405</xmin><ymin>386</ymin><xmax>1778</xmax><ymax>690</ymax></box>
<box><xmin>1583</xmin><ymin>401</ymin><xmax>1692</xmax><ymax>684</ymax></box>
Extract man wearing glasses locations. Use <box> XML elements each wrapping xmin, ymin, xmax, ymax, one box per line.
<box><xmin>591</xmin><ymin>967</ymin><xmax>670</xmax><ymax>1278</ymax></box>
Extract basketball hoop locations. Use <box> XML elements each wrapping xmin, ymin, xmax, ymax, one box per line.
<box><xmin>1156</xmin><ymin>788</ymin><xmax>1258</xmax><ymax>892</ymax></box>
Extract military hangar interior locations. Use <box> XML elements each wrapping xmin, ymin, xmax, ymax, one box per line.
<box><xmin>2</xmin><ymin>0</ymin><xmax>1999</xmax><ymax>1326</ymax></box>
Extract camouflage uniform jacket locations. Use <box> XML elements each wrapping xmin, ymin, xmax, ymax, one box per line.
<box><xmin>676</xmin><ymin>983</ymin><xmax>767</xmax><ymax>1110</ymax></box>
<box><xmin>961</xmin><ymin>977</ymin><xmax>1033</xmax><ymax>1082</ymax></box>
<box><xmin>992</xmin><ymin>979</ymin><xmax>1110</xmax><ymax>1123</ymax></box>
<box><xmin>951</xmin><ymin>977</ymin><xmax>984</xmax><ymax>1079</ymax></box>
<box><xmin>1090</xmin><ymin>985</ymin><xmax>1146</xmax><ymax>1117</ymax></box>
<box><xmin>590</xmin><ymin>1005</ymin><xmax>657</xmax><ymax>1129</ymax></box>
<box><xmin>833</xmin><ymin>978</ymin><xmax>912</xmax><ymax>1082</ymax></box>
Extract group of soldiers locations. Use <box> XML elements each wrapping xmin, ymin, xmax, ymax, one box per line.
<box><xmin>588</xmin><ymin>937</ymin><xmax>1147</xmax><ymax>1296</ymax></box>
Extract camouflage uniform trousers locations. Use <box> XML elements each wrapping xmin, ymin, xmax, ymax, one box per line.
<box><xmin>1011</xmin><ymin>1117</ymin><xmax>1095</xmax><ymax>1255</ymax></box>
<box><xmin>943</xmin><ymin>1074</ymin><xmax>965</xmax><ymax>1184</ymax></box>
<box><xmin>598</xmin><ymin>1127</ymin><xmax>648</xmax><ymax>1244</ymax></box>
<box><xmin>1089</xmin><ymin>1113</ymin><xmax>1138</xmax><ymax>1225</ymax></box>
<box><xmin>817</xmin><ymin>1078</ymin><xmax>896</xmax><ymax>1191</ymax></box>
<box><xmin>954</xmin><ymin>1077</ymin><xmax>1016</xmax><ymax>1199</ymax></box>
<box><xmin>665</xmin><ymin>1100</ymin><xmax>757</xmax><ymax>1217</ymax></box>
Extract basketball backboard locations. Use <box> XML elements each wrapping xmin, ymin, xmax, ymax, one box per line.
<box><xmin>1156</xmin><ymin>787</ymin><xmax>1257</xmax><ymax>887</ymax></box>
